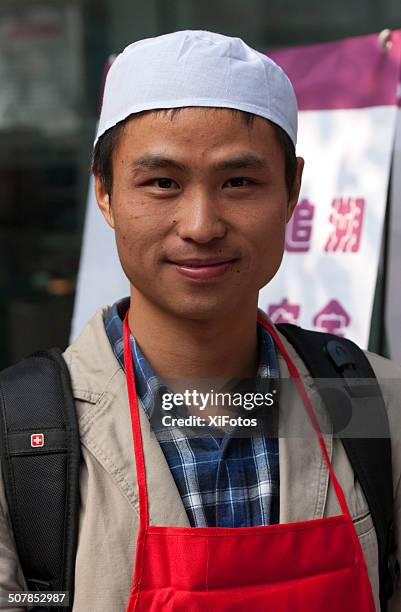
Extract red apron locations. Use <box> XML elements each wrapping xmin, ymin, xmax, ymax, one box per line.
<box><xmin>123</xmin><ymin>309</ymin><xmax>376</xmax><ymax>611</ymax></box>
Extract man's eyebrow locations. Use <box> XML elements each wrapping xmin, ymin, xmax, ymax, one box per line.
<box><xmin>129</xmin><ymin>153</ymin><xmax>268</xmax><ymax>174</ymax></box>
<box><xmin>129</xmin><ymin>154</ymin><xmax>187</xmax><ymax>173</ymax></box>
<box><xmin>213</xmin><ymin>154</ymin><xmax>267</xmax><ymax>171</ymax></box>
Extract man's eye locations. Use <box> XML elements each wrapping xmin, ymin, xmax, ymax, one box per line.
<box><xmin>223</xmin><ymin>177</ymin><xmax>253</xmax><ymax>188</ymax></box>
<box><xmin>153</xmin><ymin>178</ymin><xmax>177</xmax><ymax>189</ymax></box>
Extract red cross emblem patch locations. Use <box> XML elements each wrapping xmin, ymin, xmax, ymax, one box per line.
<box><xmin>31</xmin><ymin>433</ymin><xmax>44</xmax><ymax>447</ymax></box>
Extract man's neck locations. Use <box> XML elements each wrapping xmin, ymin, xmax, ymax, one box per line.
<box><xmin>128</xmin><ymin>289</ymin><xmax>259</xmax><ymax>382</ymax></box>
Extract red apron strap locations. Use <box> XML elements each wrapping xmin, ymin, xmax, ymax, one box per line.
<box><xmin>123</xmin><ymin>311</ymin><xmax>149</xmax><ymax>529</ymax></box>
<box><xmin>257</xmin><ymin>312</ymin><xmax>352</xmax><ymax>521</ymax></box>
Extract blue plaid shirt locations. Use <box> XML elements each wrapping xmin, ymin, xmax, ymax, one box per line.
<box><xmin>104</xmin><ymin>298</ymin><xmax>280</xmax><ymax>527</ymax></box>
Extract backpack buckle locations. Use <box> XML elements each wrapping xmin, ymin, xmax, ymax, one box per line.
<box><xmin>325</xmin><ymin>340</ymin><xmax>356</xmax><ymax>371</ymax></box>
<box><xmin>325</xmin><ymin>340</ymin><xmax>378</xmax><ymax>398</ymax></box>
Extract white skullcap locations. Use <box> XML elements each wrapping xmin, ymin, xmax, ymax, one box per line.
<box><xmin>95</xmin><ymin>30</ymin><xmax>298</xmax><ymax>147</ymax></box>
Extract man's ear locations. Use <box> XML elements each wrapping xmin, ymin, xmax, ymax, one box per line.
<box><xmin>286</xmin><ymin>157</ymin><xmax>305</xmax><ymax>222</ymax></box>
<box><xmin>94</xmin><ymin>173</ymin><xmax>115</xmax><ymax>228</ymax></box>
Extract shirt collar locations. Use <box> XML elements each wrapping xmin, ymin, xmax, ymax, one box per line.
<box><xmin>104</xmin><ymin>297</ymin><xmax>279</xmax><ymax>418</ymax></box>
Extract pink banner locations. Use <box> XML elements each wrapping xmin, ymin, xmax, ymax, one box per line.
<box><xmin>269</xmin><ymin>31</ymin><xmax>401</xmax><ymax>110</ymax></box>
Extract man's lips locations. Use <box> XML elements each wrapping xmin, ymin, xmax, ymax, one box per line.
<box><xmin>168</xmin><ymin>258</ymin><xmax>238</xmax><ymax>267</ymax></box>
<box><xmin>166</xmin><ymin>258</ymin><xmax>239</xmax><ymax>280</ymax></box>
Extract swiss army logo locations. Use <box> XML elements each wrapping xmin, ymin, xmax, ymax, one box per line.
<box><xmin>31</xmin><ymin>433</ymin><xmax>44</xmax><ymax>448</ymax></box>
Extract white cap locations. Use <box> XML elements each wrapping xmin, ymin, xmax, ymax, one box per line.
<box><xmin>95</xmin><ymin>30</ymin><xmax>298</xmax><ymax>147</ymax></box>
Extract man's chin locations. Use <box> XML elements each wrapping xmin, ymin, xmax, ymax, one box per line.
<box><xmin>131</xmin><ymin>284</ymin><xmax>250</xmax><ymax>322</ymax></box>
<box><xmin>162</xmin><ymin>297</ymin><xmax>237</xmax><ymax>322</ymax></box>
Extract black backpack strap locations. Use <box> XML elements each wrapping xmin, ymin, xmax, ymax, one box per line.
<box><xmin>276</xmin><ymin>323</ymin><xmax>399</xmax><ymax>611</ymax></box>
<box><xmin>0</xmin><ymin>349</ymin><xmax>80</xmax><ymax>612</ymax></box>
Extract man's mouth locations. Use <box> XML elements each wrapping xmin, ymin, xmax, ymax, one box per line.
<box><xmin>169</xmin><ymin>258</ymin><xmax>238</xmax><ymax>267</ymax></box>
<box><xmin>166</xmin><ymin>258</ymin><xmax>239</xmax><ymax>280</ymax></box>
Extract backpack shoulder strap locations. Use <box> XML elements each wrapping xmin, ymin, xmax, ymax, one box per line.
<box><xmin>276</xmin><ymin>323</ymin><xmax>399</xmax><ymax>611</ymax></box>
<box><xmin>0</xmin><ymin>349</ymin><xmax>80</xmax><ymax>612</ymax></box>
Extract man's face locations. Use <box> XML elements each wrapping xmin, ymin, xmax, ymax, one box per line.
<box><xmin>95</xmin><ymin>108</ymin><xmax>303</xmax><ymax>321</ymax></box>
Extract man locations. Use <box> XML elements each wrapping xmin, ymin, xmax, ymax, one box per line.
<box><xmin>0</xmin><ymin>30</ymin><xmax>400</xmax><ymax>611</ymax></box>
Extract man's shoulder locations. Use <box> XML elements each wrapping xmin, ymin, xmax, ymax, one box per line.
<box><xmin>362</xmin><ymin>348</ymin><xmax>401</xmax><ymax>446</ymax></box>
<box><xmin>62</xmin><ymin>305</ymin><xmax>122</xmax><ymax>400</ymax></box>
<box><xmin>362</xmin><ymin>349</ymin><xmax>401</xmax><ymax>424</ymax></box>
<box><xmin>362</xmin><ymin>348</ymin><xmax>401</xmax><ymax>379</ymax></box>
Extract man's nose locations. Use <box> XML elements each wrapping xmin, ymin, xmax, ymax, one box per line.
<box><xmin>175</xmin><ymin>190</ymin><xmax>226</xmax><ymax>243</ymax></box>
